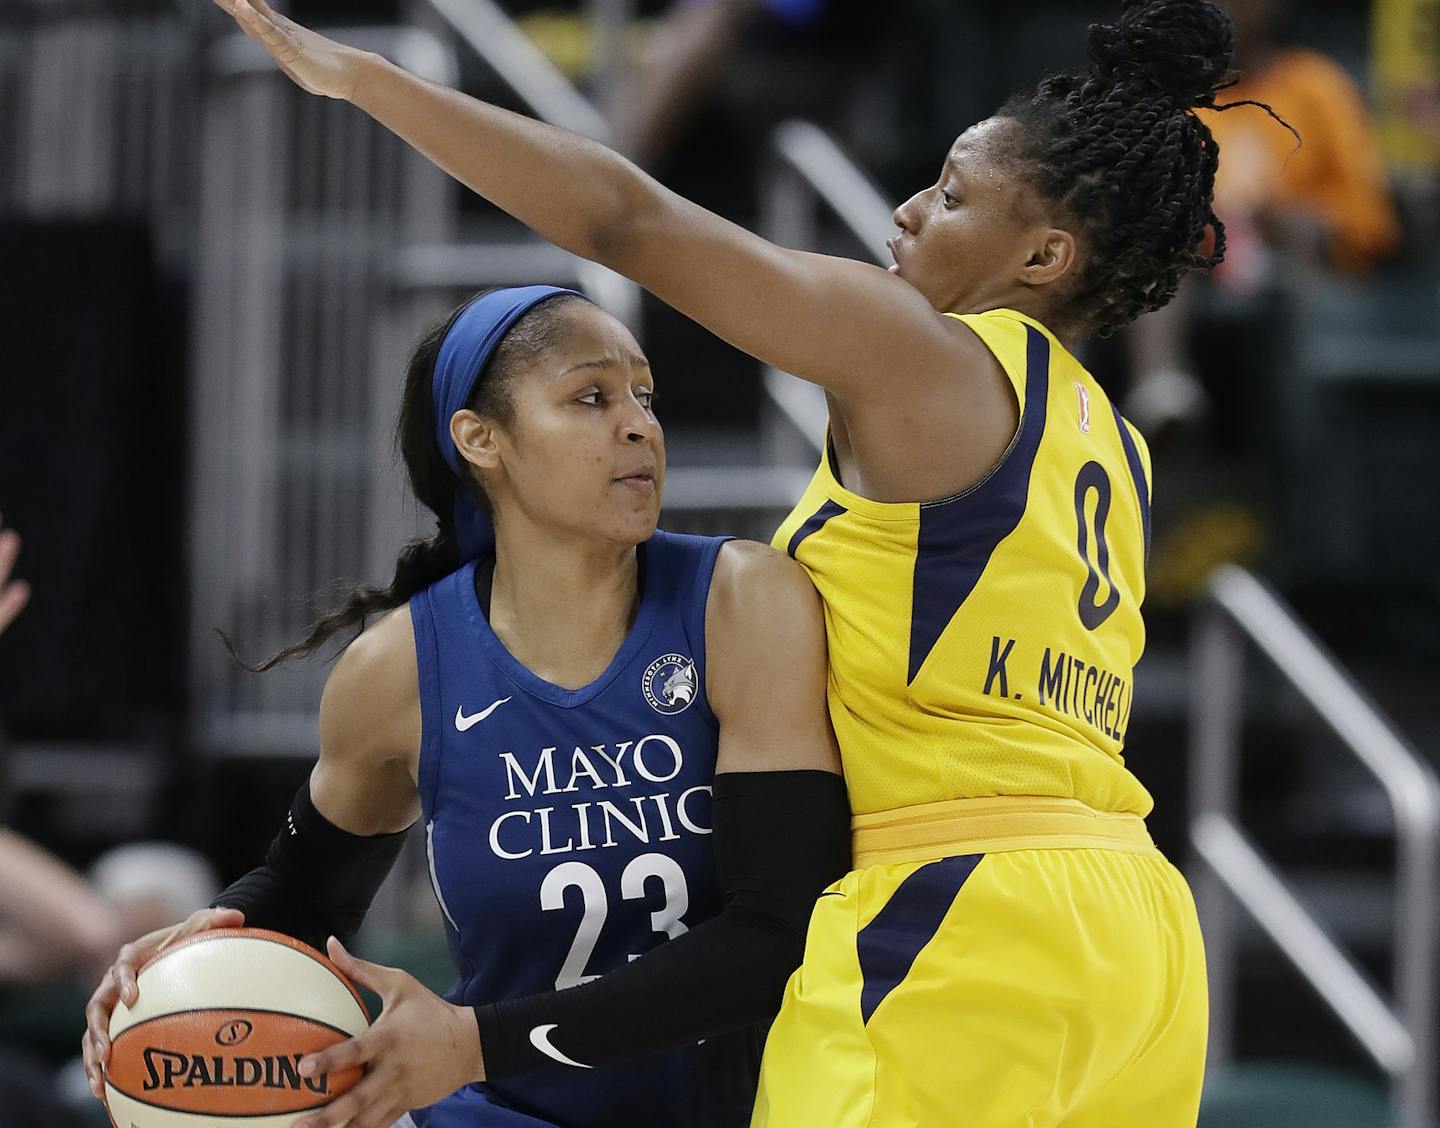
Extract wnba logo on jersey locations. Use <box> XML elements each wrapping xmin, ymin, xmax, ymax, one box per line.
<box><xmin>1075</xmin><ymin>382</ymin><xmax>1092</xmax><ymax>434</ymax></box>
<box><xmin>642</xmin><ymin>654</ymin><xmax>697</xmax><ymax>715</ymax></box>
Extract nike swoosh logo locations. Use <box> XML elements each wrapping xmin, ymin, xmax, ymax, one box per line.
<box><xmin>818</xmin><ymin>891</ymin><xmax>846</xmax><ymax>899</ymax></box>
<box><xmin>455</xmin><ymin>697</ymin><xmax>512</xmax><ymax>732</ymax></box>
<box><xmin>529</xmin><ymin>1023</ymin><xmax>592</xmax><ymax>1070</ymax></box>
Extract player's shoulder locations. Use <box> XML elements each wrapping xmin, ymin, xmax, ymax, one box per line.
<box><xmin>334</xmin><ymin>603</ymin><xmax>416</xmax><ymax>682</ymax></box>
<box><xmin>713</xmin><ymin>538</ymin><xmax>816</xmax><ymax>595</ymax></box>
<box><xmin>319</xmin><ymin>604</ymin><xmax>420</xmax><ymax>767</ymax></box>
<box><xmin>708</xmin><ymin>540</ymin><xmax>822</xmax><ymax>637</ymax></box>
<box><xmin>704</xmin><ymin>541</ymin><xmax>829</xmax><ymax>724</ymax></box>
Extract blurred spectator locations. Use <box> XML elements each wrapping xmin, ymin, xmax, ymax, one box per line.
<box><xmin>0</xmin><ymin>531</ymin><xmax>216</xmax><ymax>1121</ymax></box>
<box><xmin>0</xmin><ymin>517</ymin><xmax>28</xmax><ymax>639</ymax></box>
<box><xmin>1125</xmin><ymin>0</ymin><xmax>1402</xmax><ymax>433</ymax></box>
<box><xmin>509</xmin><ymin>0</ymin><xmax>830</xmax><ymax>169</ymax></box>
<box><xmin>0</xmin><ymin>521</ymin><xmax>113</xmax><ymax>986</ymax></box>
<box><xmin>1373</xmin><ymin>0</ymin><xmax>1440</xmax><ymax>246</ymax></box>
<box><xmin>1374</xmin><ymin>0</ymin><xmax>1440</xmax><ymax>156</ymax></box>
<box><xmin>0</xmin><ymin>831</ymin><xmax>123</xmax><ymax>986</ymax></box>
<box><xmin>615</xmin><ymin>0</ymin><xmax>825</xmax><ymax>167</ymax></box>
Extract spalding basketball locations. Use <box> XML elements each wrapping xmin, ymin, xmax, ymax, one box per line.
<box><xmin>105</xmin><ymin>928</ymin><xmax>370</xmax><ymax>1127</ymax></box>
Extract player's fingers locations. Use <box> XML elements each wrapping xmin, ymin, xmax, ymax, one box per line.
<box><xmin>291</xmin><ymin>1067</ymin><xmax>388</xmax><ymax>1128</ymax></box>
<box><xmin>84</xmin><ymin>977</ymin><xmax>118</xmax><ymax>1061</ymax></box>
<box><xmin>232</xmin><ymin>0</ymin><xmax>287</xmax><ymax>51</ymax></box>
<box><xmin>81</xmin><ymin>1031</ymin><xmax>106</xmax><ymax>1099</ymax></box>
<box><xmin>235</xmin><ymin>0</ymin><xmax>293</xmax><ymax>44</ymax></box>
<box><xmin>297</xmin><ymin>1029</ymin><xmax>373</xmax><ymax>1081</ymax></box>
<box><xmin>168</xmin><ymin>906</ymin><xmax>242</xmax><ymax>948</ymax></box>
<box><xmin>112</xmin><ymin>945</ymin><xmax>143</xmax><ymax>1007</ymax></box>
<box><xmin>325</xmin><ymin>936</ymin><xmax>398</xmax><ymax>997</ymax></box>
<box><xmin>246</xmin><ymin>0</ymin><xmax>283</xmax><ymax>22</ymax></box>
<box><xmin>198</xmin><ymin>906</ymin><xmax>246</xmax><ymax>932</ymax></box>
<box><xmin>245</xmin><ymin>0</ymin><xmax>297</xmax><ymax>28</ymax></box>
<box><xmin>350</xmin><ymin>1102</ymin><xmax>402</xmax><ymax>1128</ymax></box>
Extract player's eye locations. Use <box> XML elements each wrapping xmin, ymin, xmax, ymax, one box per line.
<box><xmin>941</xmin><ymin>189</ymin><xmax>959</xmax><ymax>208</ymax></box>
<box><xmin>635</xmin><ymin>388</ymin><xmax>656</xmax><ymax>409</ymax></box>
<box><xmin>577</xmin><ymin>389</ymin><xmax>603</xmax><ymax>406</ymax></box>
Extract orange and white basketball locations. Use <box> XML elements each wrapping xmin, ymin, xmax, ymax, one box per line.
<box><xmin>105</xmin><ymin>928</ymin><xmax>370</xmax><ymax>1127</ymax></box>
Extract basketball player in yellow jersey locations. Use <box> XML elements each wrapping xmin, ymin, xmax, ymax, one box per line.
<box><xmin>215</xmin><ymin>0</ymin><xmax>1276</xmax><ymax>1121</ymax></box>
<box><xmin>763</xmin><ymin>306</ymin><xmax>1189</xmax><ymax>1127</ymax></box>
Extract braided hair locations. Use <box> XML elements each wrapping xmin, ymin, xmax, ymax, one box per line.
<box><xmin>234</xmin><ymin>290</ymin><xmax>588</xmax><ymax>671</ymax></box>
<box><xmin>998</xmin><ymin>0</ymin><xmax>1293</xmax><ymax>337</ymax></box>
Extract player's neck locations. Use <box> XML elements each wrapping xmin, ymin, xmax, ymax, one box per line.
<box><xmin>957</xmin><ymin>292</ymin><xmax>1077</xmax><ymax>350</ymax></box>
<box><xmin>487</xmin><ymin>528</ymin><xmax>641</xmax><ymax>690</ymax></box>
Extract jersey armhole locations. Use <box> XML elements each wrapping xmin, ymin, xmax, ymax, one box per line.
<box><xmin>947</xmin><ymin>311</ymin><xmax>1030</xmax><ymax>416</ymax></box>
<box><xmin>408</xmin><ymin>587</ymin><xmax>445</xmax><ymax>816</ymax></box>
<box><xmin>686</xmin><ymin>535</ymin><xmax>731</xmax><ymax>731</ymax></box>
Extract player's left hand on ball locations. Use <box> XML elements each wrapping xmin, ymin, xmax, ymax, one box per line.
<box><xmin>291</xmin><ymin>937</ymin><xmax>485</xmax><ymax>1128</ymax></box>
<box><xmin>212</xmin><ymin>0</ymin><xmax>368</xmax><ymax>101</ymax></box>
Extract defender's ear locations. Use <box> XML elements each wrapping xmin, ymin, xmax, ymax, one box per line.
<box><xmin>1019</xmin><ymin>228</ymin><xmax>1078</xmax><ymax>288</ymax></box>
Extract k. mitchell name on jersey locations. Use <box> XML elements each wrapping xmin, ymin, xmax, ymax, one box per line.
<box><xmin>488</xmin><ymin>734</ymin><xmax>712</xmax><ymax>861</ymax></box>
<box><xmin>982</xmin><ymin>635</ymin><xmax>1134</xmax><ymax>742</ymax></box>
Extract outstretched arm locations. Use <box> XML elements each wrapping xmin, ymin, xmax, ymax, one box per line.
<box><xmin>215</xmin><ymin>0</ymin><xmax>995</xmax><ymax>416</ymax></box>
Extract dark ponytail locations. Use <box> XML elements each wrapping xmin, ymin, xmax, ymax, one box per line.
<box><xmin>998</xmin><ymin>0</ymin><xmax>1297</xmax><ymax>336</ymax></box>
<box><xmin>232</xmin><ymin>289</ymin><xmax>590</xmax><ymax>671</ymax></box>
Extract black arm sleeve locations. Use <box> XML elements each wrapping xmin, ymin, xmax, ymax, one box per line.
<box><xmin>474</xmin><ymin>769</ymin><xmax>851</xmax><ymax>1078</ymax></box>
<box><xmin>211</xmin><ymin>780</ymin><xmax>411</xmax><ymax>952</ymax></box>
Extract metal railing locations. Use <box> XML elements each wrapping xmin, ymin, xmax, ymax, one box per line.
<box><xmin>191</xmin><ymin>28</ymin><xmax>459</xmax><ymax>755</ymax></box>
<box><xmin>759</xmin><ymin>119</ymin><xmax>894</xmax><ymax>460</ymax></box>
<box><xmin>0</xmin><ymin>13</ymin><xmax>201</xmax><ymax>264</ymax></box>
<box><xmin>1191</xmin><ymin>564</ymin><xmax>1440</xmax><ymax>1128</ymax></box>
<box><xmin>420</xmin><ymin>0</ymin><xmax>610</xmax><ymax>140</ymax></box>
<box><xmin>401</xmin><ymin>0</ymin><xmax>643</xmax><ymax>326</ymax></box>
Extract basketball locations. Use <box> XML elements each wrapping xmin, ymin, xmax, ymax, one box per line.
<box><xmin>104</xmin><ymin>928</ymin><xmax>370</xmax><ymax>1127</ymax></box>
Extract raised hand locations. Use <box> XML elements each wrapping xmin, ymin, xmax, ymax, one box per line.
<box><xmin>290</xmin><ymin>937</ymin><xmax>484</xmax><ymax>1128</ymax></box>
<box><xmin>0</xmin><ymin>514</ymin><xmax>30</xmax><ymax>638</ymax></box>
<box><xmin>81</xmin><ymin>907</ymin><xmax>246</xmax><ymax>1100</ymax></box>
<box><xmin>212</xmin><ymin>0</ymin><xmax>368</xmax><ymax>101</ymax></box>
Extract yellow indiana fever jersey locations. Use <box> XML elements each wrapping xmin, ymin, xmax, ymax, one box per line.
<box><xmin>772</xmin><ymin>308</ymin><xmax>1155</xmax><ymax>818</ymax></box>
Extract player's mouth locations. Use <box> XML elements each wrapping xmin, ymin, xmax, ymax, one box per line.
<box><xmin>615</xmin><ymin>468</ymin><xmax>657</xmax><ymax>494</ymax></box>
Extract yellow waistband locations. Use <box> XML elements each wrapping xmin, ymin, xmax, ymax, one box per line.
<box><xmin>851</xmin><ymin>795</ymin><xmax>1157</xmax><ymax>869</ymax></box>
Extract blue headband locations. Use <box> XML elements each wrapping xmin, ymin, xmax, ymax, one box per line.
<box><xmin>433</xmin><ymin>285</ymin><xmax>585</xmax><ymax>563</ymax></box>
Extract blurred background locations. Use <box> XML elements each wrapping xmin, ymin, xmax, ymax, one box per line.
<box><xmin>0</xmin><ymin>0</ymin><xmax>1438</xmax><ymax>1124</ymax></box>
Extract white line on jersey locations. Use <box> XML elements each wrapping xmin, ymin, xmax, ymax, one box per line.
<box><xmin>426</xmin><ymin>821</ymin><xmax>460</xmax><ymax>932</ymax></box>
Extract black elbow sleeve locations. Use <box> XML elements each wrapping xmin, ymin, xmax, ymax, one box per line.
<box><xmin>212</xmin><ymin>780</ymin><xmax>410</xmax><ymax>952</ymax></box>
<box><xmin>475</xmin><ymin>769</ymin><xmax>851</xmax><ymax>1078</ymax></box>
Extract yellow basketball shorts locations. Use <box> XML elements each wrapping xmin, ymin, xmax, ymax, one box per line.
<box><xmin>751</xmin><ymin>800</ymin><xmax>1208</xmax><ymax>1128</ymax></box>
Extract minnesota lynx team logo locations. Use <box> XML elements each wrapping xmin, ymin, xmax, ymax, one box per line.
<box><xmin>642</xmin><ymin>653</ymin><xmax>697</xmax><ymax>715</ymax></box>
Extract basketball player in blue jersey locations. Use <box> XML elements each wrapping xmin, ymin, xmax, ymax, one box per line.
<box><xmin>82</xmin><ymin>287</ymin><xmax>850</xmax><ymax>1127</ymax></box>
<box><xmin>149</xmin><ymin>0</ymin><xmax>1278</xmax><ymax>1120</ymax></box>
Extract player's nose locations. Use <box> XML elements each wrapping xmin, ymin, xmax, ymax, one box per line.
<box><xmin>893</xmin><ymin>189</ymin><xmax>923</xmax><ymax>233</ymax></box>
<box><xmin>620</xmin><ymin>399</ymin><xmax>659</xmax><ymax>444</ymax></box>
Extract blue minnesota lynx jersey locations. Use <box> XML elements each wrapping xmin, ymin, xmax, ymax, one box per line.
<box><xmin>406</xmin><ymin>531</ymin><xmax>761</xmax><ymax>1128</ymax></box>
